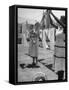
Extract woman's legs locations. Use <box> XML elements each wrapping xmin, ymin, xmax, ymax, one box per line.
<box><xmin>32</xmin><ymin>57</ymin><xmax>38</xmax><ymax>65</ymax></box>
<box><xmin>32</xmin><ymin>57</ymin><xmax>35</xmax><ymax>65</ymax></box>
<box><xmin>35</xmin><ymin>57</ymin><xmax>38</xmax><ymax>64</ymax></box>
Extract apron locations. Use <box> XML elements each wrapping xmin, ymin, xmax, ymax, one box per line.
<box><xmin>28</xmin><ymin>31</ymin><xmax>39</xmax><ymax>58</ymax></box>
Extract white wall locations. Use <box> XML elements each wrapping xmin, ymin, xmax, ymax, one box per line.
<box><xmin>0</xmin><ymin>0</ymin><xmax>69</xmax><ymax>90</ymax></box>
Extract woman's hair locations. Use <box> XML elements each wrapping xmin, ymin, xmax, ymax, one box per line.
<box><xmin>30</xmin><ymin>24</ymin><xmax>34</xmax><ymax>30</ymax></box>
<box><xmin>35</xmin><ymin>22</ymin><xmax>40</xmax><ymax>31</ymax></box>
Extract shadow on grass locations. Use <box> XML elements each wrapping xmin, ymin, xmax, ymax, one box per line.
<box><xmin>20</xmin><ymin>58</ymin><xmax>54</xmax><ymax>72</ymax></box>
<box><xmin>20</xmin><ymin>63</ymin><xmax>40</xmax><ymax>69</ymax></box>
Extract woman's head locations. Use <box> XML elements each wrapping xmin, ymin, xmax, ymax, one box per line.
<box><xmin>35</xmin><ymin>22</ymin><xmax>40</xmax><ymax>31</ymax></box>
<box><xmin>29</xmin><ymin>24</ymin><xmax>34</xmax><ymax>32</ymax></box>
<box><xmin>30</xmin><ymin>24</ymin><xmax>34</xmax><ymax>30</ymax></box>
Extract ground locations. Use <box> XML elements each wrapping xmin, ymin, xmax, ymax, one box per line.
<box><xmin>18</xmin><ymin>43</ymin><xmax>58</xmax><ymax>82</ymax></box>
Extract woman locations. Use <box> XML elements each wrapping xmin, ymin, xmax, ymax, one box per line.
<box><xmin>28</xmin><ymin>23</ymin><xmax>40</xmax><ymax>66</ymax></box>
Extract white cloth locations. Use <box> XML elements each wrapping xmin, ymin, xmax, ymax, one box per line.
<box><xmin>42</xmin><ymin>28</ymin><xmax>55</xmax><ymax>50</ymax></box>
<box><xmin>42</xmin><ymin>29</ymin><xmax>49</xmax><ymax>49</ymax></box>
